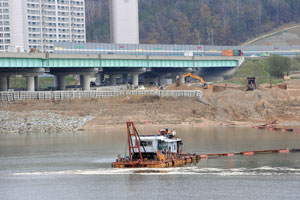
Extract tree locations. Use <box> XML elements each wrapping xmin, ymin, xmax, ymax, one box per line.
<box><xmin>200</xmin><ymin>3</ymin><xmax>219</xmax><ymax>45</ymax></box>
<box><xmin>292</xmin><ymin>56</ymin><xmax>300</xmax><ymax>71</ymax></box>
<box><xmin>265</xmin><ymin>55</ymin><xmax>291</xmax><ymax>78</ymax></box>
<box><xmin>235</xmin><ymin>59</ymin><xmax>269</xmax><ymax>78</ymax></box>
<box><xmin>85</xmin><ymin>0</ymin><xmax>300</xmax><ymax>45</ymax></box>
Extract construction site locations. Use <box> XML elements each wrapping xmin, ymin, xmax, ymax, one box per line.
<box><xmin>84</xmin><ymin>78</ymin><xmax>300</xmax><ymax>128</ymax></box>
<box><xmin>1</xmin><ymin>77</ymin><xmax>300</xmax><ymax>134</ymax></box>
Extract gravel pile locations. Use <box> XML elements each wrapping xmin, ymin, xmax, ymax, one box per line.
<box><xmin>0</xmin><ymin>110</ymin><xmax>94</xmax><ymax>134</ymax></box>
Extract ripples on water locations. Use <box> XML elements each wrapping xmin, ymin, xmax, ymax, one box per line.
<box><xmin>12</xmin><ymin>166</ymin><xmax>300</xmax><ymax>176</ymax></box>
<box><xmin>2</xmin><ymin>128</ymin><xmax>300</xmax><ymax>200</ymax></box>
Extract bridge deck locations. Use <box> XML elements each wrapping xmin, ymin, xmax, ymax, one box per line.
<box><xmin>0</xmin><ymin>53</ymin><xmax>243</xmax><ymax>68</ymax></box>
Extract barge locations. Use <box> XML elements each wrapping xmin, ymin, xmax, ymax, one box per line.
<box><xmin>112</xmin><ymin>122</ymin><xmax>198</xmax><ymax>168</ymax></box>
<box><xmin>112</xmin><ymin>122</ymin><xmax>300</xmax><ymax>168</ymax></box>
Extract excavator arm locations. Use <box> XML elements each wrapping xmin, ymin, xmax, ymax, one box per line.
<box><xmin>181</xmin><ymin>73</ymin><xmax>211</xmax><ymax>89</ymax></box>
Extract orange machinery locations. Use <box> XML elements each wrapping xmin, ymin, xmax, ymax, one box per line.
<box><xmin>182</xmin><ymin>73</ymin><xmax>211</xmax><ymax>89</ymax></box>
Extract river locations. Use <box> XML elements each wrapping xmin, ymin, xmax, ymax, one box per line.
<box><xmin>1</xmin><ymin>126</ymin><xmax>300</xmax><ymax>200</ymax></box>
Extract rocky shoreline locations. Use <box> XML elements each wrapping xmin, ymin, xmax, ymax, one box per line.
<box><xmin>0</xmin><ymin>110</ymin><xmax>94</xmax><ymax>134</ymax></box>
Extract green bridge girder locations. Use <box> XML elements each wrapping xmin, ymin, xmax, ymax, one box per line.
<box><xmin>0</xmin><ymin>58</ymin><xmax>44</xmax><ymax>68</ymax></box>
<box><xmin>48</xmin><ymin>58</ymin><xmax>101</xmax><ymax>68</ymax></box>
<box><xmin>0</xmin><ymin>53</ymin><xmax>241</xmax><ymax>68</ymax></box>
<box><xmin>101</xmin><ymin>59</ymin><xmax>147</xmax><ymax>68</ymax></box>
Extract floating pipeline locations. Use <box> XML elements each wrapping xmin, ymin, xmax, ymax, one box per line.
<box><xmin>202</xmin><ymin>148</ymin><xmax>300</xmax><ymax>158</ymax></box>
<box><xmin>253</xmin><ymin>120</ymin><xmax>300</xmax><ymax>132</ymax></box>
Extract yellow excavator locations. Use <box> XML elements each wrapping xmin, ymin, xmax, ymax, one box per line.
<box><xmin>181</xmin><ymin>73</ymin><xmax>212</xmax><ymax>89</ymax></box>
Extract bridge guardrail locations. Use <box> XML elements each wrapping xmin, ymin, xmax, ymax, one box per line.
<box><xmin>0</xmin><ymin>90</ymin><xmax>202</xmax><ymax>101</ymax></box>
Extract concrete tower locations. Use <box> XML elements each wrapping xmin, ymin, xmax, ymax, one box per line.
<box><xmin>110</xmin><ymin>0</ymin><xmax>139</xmax><ymax>44</ymax></box>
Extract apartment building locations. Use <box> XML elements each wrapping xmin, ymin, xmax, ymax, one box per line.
<box><xmin>0</xmin><ymin>0</ymin><xmax>11</xmax><ymax>51</ymax></box>
<box><xmin>1</xmin><ymin>0</ymin><xmax>86</xmax><ymax>52</ymax></box>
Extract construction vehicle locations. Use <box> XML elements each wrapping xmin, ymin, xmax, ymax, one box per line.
<box><xmin>181</xmin><ymin>73</ymin><xmax>211</xmax><ymax>89</ymax></box>
<box><xmin>246</xmin><ymin>77</ymin><xmax>256</xmax><ymax>91</ymax></box>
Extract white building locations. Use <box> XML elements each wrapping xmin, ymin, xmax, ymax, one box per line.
<box><xmin>0</xmin><ymin>0</ymin><xmax>11</xmax><ymax>52</ymax></box>
<box><xmin>110</xmin><ymin>0</ymin><xmax>139</xmax><ymax>44</ymax></box>
<box><xmin>1</xmin><ymin>0</ymin><xmax>86</xmax><ymax>52</ymax></box>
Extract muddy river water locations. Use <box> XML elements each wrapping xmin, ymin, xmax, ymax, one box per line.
<box><xmin>1</xmin><ymin>126</ymin><xmax>300</xmax><ymax>200</ymax></box>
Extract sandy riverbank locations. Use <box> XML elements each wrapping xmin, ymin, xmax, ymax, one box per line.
<box><xmin>1</xmin><ymin>80</ymin><xmax>300</xmax><ymax>133</ymax></box>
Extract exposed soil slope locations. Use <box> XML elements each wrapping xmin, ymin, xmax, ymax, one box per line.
<box><xmin>1</xmin><ymin>80</ymin><xmax>300</xmax><ymax>131</ymax></box>
<box><xmin>243</xmin><ymin>24</ymin><xmax>300</xmax><ymax>46</ymax></box>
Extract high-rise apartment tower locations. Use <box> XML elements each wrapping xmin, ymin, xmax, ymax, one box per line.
<box><xmin>0</xmin><ymin>0</ymin><xmax>86</xmax><ymax>52</ymax></box>
<box><xmin>110</xmin><ymin>0</ymin><xmax>139</xmax><ymax>44</ymax></box>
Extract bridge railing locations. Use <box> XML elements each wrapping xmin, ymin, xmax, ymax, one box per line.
<box><xmin>0</xmin><ymin>90</ymin><xmax>202</xmax><ymax>101</ymax></box>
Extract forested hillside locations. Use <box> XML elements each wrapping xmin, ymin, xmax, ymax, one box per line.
<box><xmin>85</xmin><ymin>0</ymin><xmax>300</xmax><ymax>45</ymax></box>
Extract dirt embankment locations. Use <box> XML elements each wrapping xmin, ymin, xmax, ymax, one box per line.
<box><xmin>243</xmin><ymin>23</ymin><xmax>300</xmax><ymax>46</ymax></box>
<box><xmin>1</xmin><ymin>80</ymin><xmax>300</xmax><ymax>132</ymax></box>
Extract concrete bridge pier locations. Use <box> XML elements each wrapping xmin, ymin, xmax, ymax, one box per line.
<box><xmin>103</xmin><ymin>68</ymin><xmax>146</xmax><ymax>87</ymax></box>
<box><xmin>26</xmin><ymin>76</ymin><xmax>35</xmax><ymax>92</ymax></box>
<box><xmin>57</xmin><ymin>75</ymin><xmax>66</xmax><ymax>90</ymax></box>
<box><xmin>77</xmin><ymin>74</ymin><xmax>92</xmax><ymax>90</ymax></box>
<box><xmin>0</xmin><ymin>76</ymin><xmax>8</xmax><ymax>91</ymax></box>
<box><xmin>79</xmin><ymin>70</ymin><xmax>100</xmax><ymax>90</ymax></box>
<box><xmin>157</xmin><ymin>75</ymin><xmax>165</xmax><ymax>86</ymax></box>
<box><xmin>51</xmin><ymin>68</ymin><xmax>100</xmax><ymax>91</ymax></box>
<box><xmin>178</xmin><ymin>68</ymin><xmax>196</xmax><ymax>84</ymax></box>
<box><xmin>171</xmin><ymin>74</ymin><xmax>177</xmax><ymax>84</ymax></box>
<box><xmin>54</xmin><ymin>76</ymin><xmax>58</xmax><ymax>89</ymax></box>
<box><xmin>78</xmin><ymin>73</ymin><xmax>97</xmax><ymax>90</ymax></box>
<box><xmin>130</xmin><ymin>68</ymin><xmax>147</xmax><ymax>87</ymax></box>
<box><xmin>151</xmin><ymin>77</ymin><xmax>159</xmax><ymax>86</ymax></box>
<box><xmin>0</xmin><ymin>68</ymin><xmax>45</xmax><ymax>91</ymax></box>
<box><xmin>109</xmin><ymin>74</ymin><xmax>117</xmax><ymax>86</ymax></box>
<box><xmin>23</xmin><ymin>69</ymin><xmax>45</xmax><ymax>91</ymax></box>
<box><xmin>97</xmin><ymin>73</ymin><xmax>104</xmax><ymax>86</ymax></box>
<box><xmin>131</xmin><ymin>70</ymin><xmax>146</xmax><ymax>87</ymax></box>
<box><xmin>82</xmin><ymin>74</ymin><xmax>91</xmax><ymax>90</ymax></box>
<box><xmin>156</xmin><ymin>75</ymin><xmax>161</xmax><ymax>86</ymax></box>
<box><xmin>132</xmin><ymin>74</ymin><xmax>139</xmax><ymax>87</ymax></box>
<box><xmin>122</xmin><ymin>73</ymin><xmax>128</xmax><ymax>84</ymax></box>
<box><xmin>7</xmin><ymin>76</ymin><xmax>10</xmax><ymax>90</ymax></box>
<box><xmin>79</xmin><ymin>75</ymin><xmax>84</xmax><ymax>88</ymax></box>
<box><xmin>150</xmin><ymin>68</ymin><xmax>194</xmax><ymax>86</ymax></box>
<box><xmin>156</xmin><ymin>75</ymin><xmax>175</xmax><ymax>86</ymax></box>
<box><xmin>34</xmin><ymin>76</ymin><xmax>39</xmax><ymax>91</ymax></box>
<box><xmin>26</xmin><ymin>69</ymin><xmax>45</xmax><ymax>91</ymax></box>
<box><xmin>180</xmin><ymin>76</ymin><xmax>185</xmax><ymax>84</ymax></box>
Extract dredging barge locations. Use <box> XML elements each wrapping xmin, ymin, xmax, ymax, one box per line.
<box><xmin>112</xmin><ymin>122</ymin><xmax>300</xmax><ymax>168</ymax></box>
<box><xmin>113</xmin><ymin>122</ymin><xmax>198</xmax><ymax>168</ymax></box>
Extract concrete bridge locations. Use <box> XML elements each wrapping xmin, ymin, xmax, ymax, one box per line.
<box><xmin>0</xmin><ymin>52</ymin><xmax>244</xmax><ymax>91</ymax></box>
